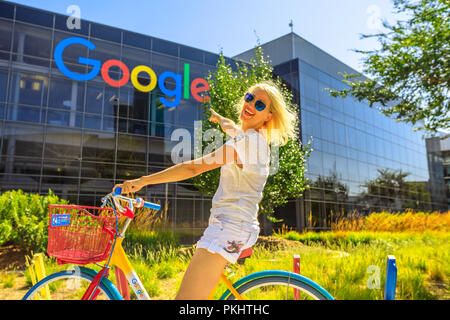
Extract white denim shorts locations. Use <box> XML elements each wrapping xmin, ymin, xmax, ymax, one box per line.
<box><xmin>196</xmin><ymin>216</ymin><xmax>260</xmax><ymax>264</ymax></box>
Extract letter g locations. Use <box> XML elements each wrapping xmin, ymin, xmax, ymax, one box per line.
<box><xmin>55</xmin><ymin>37</ymin><xmax>101</xmax><ymax>81</ymax></box>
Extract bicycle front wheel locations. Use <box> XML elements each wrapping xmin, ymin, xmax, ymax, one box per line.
<box><xmin>23</xmin><ymin>267</ymin><xmax>122</xmax><ymax>300</ymax></box>
<box><xmin>222</xmin><ymin>270</ymin><xmax>335</xmax><ymax>300</ymax></box>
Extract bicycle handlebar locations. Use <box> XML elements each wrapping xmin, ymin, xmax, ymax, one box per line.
<box><xmin>110</xmin><ymin>187</ymin><xmax>161</xmax><ymax>211</ymax></box>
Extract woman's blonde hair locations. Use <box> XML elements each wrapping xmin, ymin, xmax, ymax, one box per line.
<box><xmin>234</xmin><ymin>80</ymin><xmax>298</xmax><ymax>146</ymax></box>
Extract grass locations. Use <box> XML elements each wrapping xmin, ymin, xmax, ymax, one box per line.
<box><xmin>273</xmin><ymin>230</ymin><xmax>449</xmax><ymax>300</ymax></box>
<box><xmin>25</xmin><ymin>229</ymin><xmax>448</xmax><ymax>300</ymax></box>
<box><xmin>0</xmin><ymin>272</ymin><xmax>15</xmax><ymax>289</ymax></box>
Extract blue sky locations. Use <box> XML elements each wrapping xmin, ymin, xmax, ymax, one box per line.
<box><xmin>10</xmin><ymin>0</ymin><xmax>405</xmax><ymax>74</ymax></box>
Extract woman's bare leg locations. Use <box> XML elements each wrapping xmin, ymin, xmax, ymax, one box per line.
<box><xmin>175</xmin><ymin>247</ymin><xmax>228</xmax><ymax>300</ymax></box>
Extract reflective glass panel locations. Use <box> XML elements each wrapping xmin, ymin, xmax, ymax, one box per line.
<box><xmin>117</xmin><ymin>134</ymin><xmax>146</xmax><ymax>165</ymax></box>
<box><xmin>180</xmin><ymin>45</ymin><xmax>203</xmax><ymax>63</ymax></box>
<box><xmin>0</xmin><ymin>2</ymin><xmax>14</xmax><ymax>19</ymax></box>
<box><xmin>82</xmin><ymin>131</ymin><xmax>115</xmax><ymax>162</ymax></box>
<box><xmin>13</xmin><ymin>23</ymin><xmax>52</xmax><ymax>59</ymax></box>
<box><xmin>6</xmin><ymin>104</ymin><xmax>44</xmax><ymax>123</ymax></box>
<box><xmin>152</xmin><ymin>38</ymin><xmax>178</xmax><ymax>57</ymax></box>
<box><xmin>90</xmin><ymin>24</ymin><xmax>121</xmax><ymax>43</ymax></box>
<box><xmin>0</xmin><ymin>69</ymin><xmax>7</xmax><ymax>102</ymax></box>
<box><xmin>0</xmin><ymin>19</ymin><xmax>12</xmax><ymax>54</ymax></box>
<box><xmin>8</xmin><ymin>72</ymin><xmax>48</xmax><ymax>107</ymax></box>
<box><xmin>121</xmin><ymin>46</ymin><xmax>151</xmax><ymax>70</ymax></box>
<box><xmin>44</xmin><ymin>127</ymin><xmax>81</xmax><ymax>160</ymax></box>
<box><xmin>85</xmin><ymin>83</ymin><xmax>104</xmax><ymax>114</ymax></box>
<box><xmin>2</xmin><ymin>123</ymin><xmax>44</xmax><ymax>158</ymax></box>
<box><xmin>42</xmin><ymin>159</ymin><xmax>80</xmax><ymax>177</ymax></box>
<box><xmin>49</xmin><ymin>77</ymin><xmax>85</xmax><ymax>111</ymax></box>
<box><xmin>15</xmin><ymin>6</ymin><xmax>53</xmax><ymax>28</ymax></box>
<box><xmin>151</xmin><ymin>52</ymin><xmax>178</xmax><ymax>75</ymax></box>
<box><xmin>123</xmin><ymin>32</ymin><xmax>151</xmax><ymax>50</ymax></box>
<box><xmin>81</xmin><ymin>161</ymin><xmax>114</xmax><ymax>179</ymax></box>
<box><xmin>47</xmin><ymin>109</ymin><xmax>82</xmax><ymax>128</ymax></box>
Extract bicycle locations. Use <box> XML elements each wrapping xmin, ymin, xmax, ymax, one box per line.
<box><xmin>23</xmin><ymin>189</ymin><xmax>335</xmax><ymax>300</ymax></box>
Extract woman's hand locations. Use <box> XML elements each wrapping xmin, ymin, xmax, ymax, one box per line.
<box><xmin>208</xmin><ymin>107</ymin><xmax>240</xmax><ymax>138</ymax></box>
<box><xmin>113</xmin><ymin>178</ymin><xmax>145</xmax><ymax>195</ymax></box>
<box><xmin>209</xmin><ymin>108</ymin><xmax>222</xmax><ymax>124</ymax></box>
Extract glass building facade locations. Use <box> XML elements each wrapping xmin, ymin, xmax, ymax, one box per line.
<box><xmin>426</xmin><ymin>135</ymin><xmax>450</xmax><ymax>211</ymax></box>
<box><xmin>0</xmin><ymin>2</ymin><xmax>447</xmax><ymax>241</ymax></box>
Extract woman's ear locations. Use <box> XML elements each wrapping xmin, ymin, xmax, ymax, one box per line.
<box><xmin>265</xmin><ymin>113</ymin><xmax>273</xmax><ymax>123</ymax></box>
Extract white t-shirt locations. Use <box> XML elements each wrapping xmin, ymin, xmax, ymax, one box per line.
<box><xmin>209</xmin><ymin>128</ymin><xmax>271</xmax><ymax>227</ymax></box>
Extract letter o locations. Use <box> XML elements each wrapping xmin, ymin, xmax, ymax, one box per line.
<box><xmin>101</xmin><ymin>59</ymin><xmax>130</xmax><ymax>87</ymax></box>
<box><xmin>131</xmin><ymin>65</ymin><xmax>157</xmax><ymax>92</ymax></box>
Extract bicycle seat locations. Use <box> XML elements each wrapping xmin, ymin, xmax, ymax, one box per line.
<box><xmin>237</xmin><ymin>247</ymin><xmax>253</xmax><ymax>265</ymax></box>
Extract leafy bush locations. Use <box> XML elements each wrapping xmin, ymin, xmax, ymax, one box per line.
<box><xmin>0</xmin><ymin>189</ymin><xmax>69</xmax><ymax>251</ymax></box>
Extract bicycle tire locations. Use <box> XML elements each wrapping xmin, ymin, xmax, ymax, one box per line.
<box><xmin>220</xmin><ymin>270</ymin><xmax>334</xmax><ymax>300</ymax></box>
<box><xmin>22</xmin><ymin>266</ymin><xmax>122</xmax><ymax>300</ymax></box>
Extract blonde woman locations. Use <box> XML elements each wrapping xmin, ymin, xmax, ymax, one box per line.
<box><xmin>113</xmin><ymin>80</ymin><xmax>297</xmax><ymax>299</ymax></box>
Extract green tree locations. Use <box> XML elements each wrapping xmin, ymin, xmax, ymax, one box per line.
<box><xmin>190</xmin><ymin>46</ymin><xmax>311</xmax><ymax>221</ymax></box>
<box><xmin>328</xmin><ymin>0</ymin><xmax>449</xmax><ymax>133</ymax></box>
<box><xmin>313</xmin><ymin>172</ymin><xmax>349</xmax><ymax>204</ymax></box>
<box><xmin>359</xmin><ymin>168</ymin><xmax>431</xmax><ymax>210</ymax></box>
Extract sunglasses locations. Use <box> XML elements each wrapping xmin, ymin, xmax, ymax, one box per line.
<box><xmin>244</xmin><ymin>92</ymin><xmax>267</xmax><ymax>112</ymax></box>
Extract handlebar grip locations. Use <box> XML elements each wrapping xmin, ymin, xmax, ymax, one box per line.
<box><xmin>143</xmin><ymin>202</ymin><xmax>161</xmax><ymax>211</ymax></box>
<box><xmin>112</xmin><ymin>186</ymin><xmax>160</xmax><ymax>211</ymax></box>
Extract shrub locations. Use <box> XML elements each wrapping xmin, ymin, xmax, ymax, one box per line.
<box><xmin>0</xmin><ymin>189</ymin><xmax>69</xmax><ymax>251</ymax></box>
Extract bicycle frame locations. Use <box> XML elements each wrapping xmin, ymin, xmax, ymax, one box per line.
<box><xmin>208</xmin><ymin>273</ymin><xmax>248</xmax><ymax>300</ymax></box>
<box><xmin>108</xmin><ymin>236</ymin><xmax>151</xmax><ymax>300</ymax></box>
<box><xmin>82</xmin><ymin>192</ymin><xmax>152</xmax><ymax>300</ymax></box>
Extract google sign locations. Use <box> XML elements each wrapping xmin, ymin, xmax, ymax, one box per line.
<box><xmin>54</xmin><ymin>37</ymin><xmax>210</xmax><ymax>108</ymax></box>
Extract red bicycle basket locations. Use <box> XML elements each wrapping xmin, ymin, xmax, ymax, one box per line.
<box><xmin>47</xmin><ymin>205</ymin><xmax>117</xmax><ymax>265</ymax></box>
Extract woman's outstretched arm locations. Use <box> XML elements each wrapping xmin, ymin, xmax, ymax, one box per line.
<box><xmin>113</xmin><ymin>143</ymin><xmax>238</xmax><ymax>194</ymax></box>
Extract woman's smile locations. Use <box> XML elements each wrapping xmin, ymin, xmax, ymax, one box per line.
<box><xmin>243</xmin><ymin>105</ymin><xmax>255</xmax><ymax>118</ymax></box>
